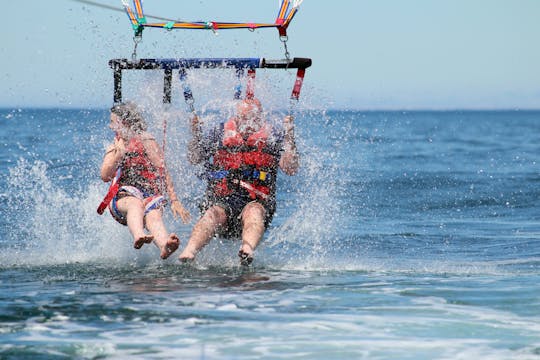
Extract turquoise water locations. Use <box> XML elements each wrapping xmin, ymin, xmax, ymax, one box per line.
<box><xmin>1</xmin><ymin>109</ymin><xmax>539</xmax><ymax>359</ymax></box>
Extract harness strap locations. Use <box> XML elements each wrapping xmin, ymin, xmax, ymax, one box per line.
<box><xmin>208</xmin><ymin>169</ymin><xmax>270</xmax><ymax>181</ymax></box>
<box><xmin>179</xmin><ymin>69</ymin><xmax>193</xmax><ymax>103</ymax></box>
<box><xmin>234</xmin><ymin>68</ymin><xmax>244</xmax><ymax>100</ymax></box>
<box><xmin>161</xmin><ymin>115</ymin><xmax>167</xmax><ymax>195</ymax></box>
<box><xmin>178</xmin><ymin>68</ymin><xmax>196</xmax><ymax>113</ymax></box>
<box><xmin>234</xmin><ymin>179</ymin><xmax>270</xmax><ymax>200</ymax></box>
<box><xmin>97</xmin><ymin>167</ymin><xmax>122</xmax><ymax>215</ymax></box>
<box><xmin>291</xmin><ymin>68</ymin><xmax>306</xmax><ymax>101</ymax></box>
<box><xmin>245</xmin><ymin>69</ymin><xmax>256</xmax><ymax>100</ymax></box>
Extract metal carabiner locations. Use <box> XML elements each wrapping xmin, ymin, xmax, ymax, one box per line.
<box><xmin>280</xmin><ymin>35</ymin><xmax>291</xmax><ymax>63</ymax></box>
<box><xmin>131</xmin><ymin>35</ymin><xmax>142</xmax><ymax>61</ymax></box>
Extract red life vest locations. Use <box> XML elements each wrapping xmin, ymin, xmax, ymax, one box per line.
<box><xmin>119</xmin><ymin>137</ymin><xmax>163</xmax><ymax>194</ymax></box>
<box><xmin>211</xmin><ymin>119</ymin><xmax>278</xmax><ymax>200</ymax></box>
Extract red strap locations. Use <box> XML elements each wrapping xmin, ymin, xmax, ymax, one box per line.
<box><xmin>275</xmin><ymin>17</ymin><xmax>287</xmax><ymax>37</ymax></box>
<box><xmin>97</xmin><ymin>168</ymin><xmax>122</xmax><ymax>215</ymax></box>
<box><xmin>245</xmin><ymin>69</ymin><xmax>256</xmax><ymax>99</ymax></box>
<box><xmin>291</xmin><ymin>68</ymin><xmax>306</xmax><ymax>101</ymax></box>
<box><xmin>238</xmin><ymin>180</ymin><xmax>270</xmax><ymax>200</ymax></box>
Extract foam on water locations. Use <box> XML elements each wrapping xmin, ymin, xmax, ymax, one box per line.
<box><xmin>6</xmin><ymin>271</ymin><xmax>540</xmax><ymax>360</ymax></box>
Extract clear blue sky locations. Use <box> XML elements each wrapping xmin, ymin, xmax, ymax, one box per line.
<box><xmin>2</xmin><ymin>1</ymin><xmax>540</xmax><ymax>110</ymax></box>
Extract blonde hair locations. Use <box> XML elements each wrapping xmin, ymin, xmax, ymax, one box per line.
<box><xmin>110</xmin><ymin>102</ymin><xmax>147</xmax><ymax>133</ymax></box>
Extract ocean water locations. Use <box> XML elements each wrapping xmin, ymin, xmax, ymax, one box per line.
<box><xmin>0</xmin><ymin>108</ymin><xmax>539</xmax><ymax>359</ymax></box>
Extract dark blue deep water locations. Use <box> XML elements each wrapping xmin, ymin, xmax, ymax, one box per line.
<box><xmin>0</xmin><ymin>108</ymin><xmax>539</xmax><ymax>359</ymax></box>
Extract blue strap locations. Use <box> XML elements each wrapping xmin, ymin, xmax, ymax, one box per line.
<box><xmin>207</xmin><ymin>170</ymin><xmax>271</xmax><ymax>181</ymax></box>
<box><xmin>208</xmin><ymin>170</ymin><xmax>229</xmax><ymax>179</ymax></box>
<box><xmin>178</xmin><ymin>69</ymin><xmax>194</xmax><ymax>104</ymax></box>
<box><xmin>234</xmin><ymin>68</ymin><xmax>244</xmax><ymax>99</ymax></box>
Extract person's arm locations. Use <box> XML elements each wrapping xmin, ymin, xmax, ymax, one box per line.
<box><xmin>143</xmin><ymin>136</ymin><xmax>191</xmax><ymax>223</ymax></box>
<box><xmin>100</xmin><ymin>137</ymin><xmax>125</xmax><ymax>182</ymax></box>
<box><xmin>279</xmin><ymin>115</ymin><xmax>300</xmax><ymax>175</ymax></box>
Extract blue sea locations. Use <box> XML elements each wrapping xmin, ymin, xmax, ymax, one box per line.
<box><xmin>1</xmin><ymin>108</ymin><xmax>539</xmax><ymax>359</ymax></box>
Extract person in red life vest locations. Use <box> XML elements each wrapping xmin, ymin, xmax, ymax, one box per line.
<box><xmin>179</xmin><ymin>98</ymin><xmax>299</xmax><ymax>265</ymax></box>
<box><xmin>100</xmin><ymin>102</ymin><xmax>191</xmax><ymax>259</ymax></box>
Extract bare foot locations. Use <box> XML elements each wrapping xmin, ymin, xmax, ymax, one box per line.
<box><xmin>134</xmin><ymin>235</ymin><xmax>154</xmax><ymax>249</ymax></box>
<box><xmin>178</xmin><ymin>248</ymin><xmax>196</xmax><ymax>263</ymax></box>
<box><xmin>160</xmin><ymin>233</ymin><xmax>180</xmax><ymax>259</ymax></box>
<box><xmin>238</xmin><ymin>243</ymin><xmax>254</xmax><ymax>266</ymax></box>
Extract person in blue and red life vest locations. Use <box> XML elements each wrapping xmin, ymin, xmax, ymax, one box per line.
<box><xmin>179</xmin><ymin>98</ymin><xmax>299</xmax><ymax>265</ymax></box>
<box><xmin>100</xmin><ymin>102</ymin><xmax>191</xmax><ymax>259</ymax></box>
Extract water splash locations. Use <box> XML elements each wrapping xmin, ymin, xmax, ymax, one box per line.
<box><xmin>0</xmin><ymin>85</ymin><xmax>524</xmax><ymax>277</ymax></box>
<box><xmin>2</xmin><ymin>158</ymin><xmax>146</xmax><ymax>266</ymax></box>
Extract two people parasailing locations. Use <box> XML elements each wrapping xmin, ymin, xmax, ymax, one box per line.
<box><xmin>95</xmin><ymin>0</ymin><xmax>307</xmax><ymax>264</ymax></box>
<box><xmin>99</xmin><ymin>98</ymin><xmax>299</xmax><ymax>265</ymax></box>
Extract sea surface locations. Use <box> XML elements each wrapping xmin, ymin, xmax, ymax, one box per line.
<box><xmin>0</xmin><ymin>108</ymin><xmax>539</xmax><ymax>359</ymax></box>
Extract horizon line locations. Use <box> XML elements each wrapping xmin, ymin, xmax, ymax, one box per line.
<box><xmin>1</xmin><ymin>106</ymin><xmax>540</xmax><ymax>112</ymax></box>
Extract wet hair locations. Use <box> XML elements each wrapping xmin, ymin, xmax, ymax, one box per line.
<box><xmin>110</xmin><ymin>102</ymin><xmax>147</xmax><ymax>133</ymax></box>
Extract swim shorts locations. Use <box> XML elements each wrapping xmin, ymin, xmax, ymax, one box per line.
<box><xmin>109</xmin><ymin>185</ymin><xmax>166</xmax><ymax>226</ymax></box>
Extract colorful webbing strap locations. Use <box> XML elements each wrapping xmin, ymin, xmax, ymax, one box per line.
<box><xmin>276</xmin><ymin>0</ymin><xmax>302</xmax><ymax>36</ymax></box>
<box><xmin>276</xmin><ymin>0</ymin><xmax>291</xmax><ymax>22</ymax></box>
<box><xmin>122</xmin><ymin>1</ymin><xmax>138</xmax><ymax>28</ymax></box>
<box><xmin>132</xmin><ymin>0</ymin><xmax>146</xmax><ymax>24</ymax></box>
<box><xmin>275</xmin><ymin>0</ymin><xmax>290</xmax><ymax>36</ymax></box>
<box><xmin>97</xmin><ymin>167</ymin><xmax>122</xmax><ymax>215</ymax></box>
<box><xmin>143</xmin><ymin>21</ymin><xmax>278</xmax><ymax>31</ymax></box>
<box><xmin>122</xmin><ymin>0</ymin><xmax>143</xmax><ymax>35</ymax></box>
<box><xmin>123</xmin><ymin>0</ymin><xmax>302</xmax><ymax>34</ymax></box>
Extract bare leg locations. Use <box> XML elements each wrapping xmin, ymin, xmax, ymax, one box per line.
<box><xmin>179</xmin><ymin>205</ymin><xmax>227</xmax><ymax>262</ymax></box>
<box><xmin>116</xmin><ymin>196</ymin><xmax>154</xmax><ymax>249</ymax></box>
<box><xmin>239</xmin><ymin>202</ymin><xmax>266</xmax><ymax>265</ymax></box>
<box><xmin>145</xmin><ymin>209</ymin><xmax>179</xmax><ymax>259</ymax></box>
